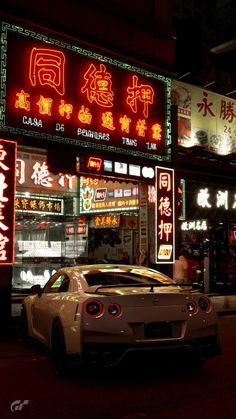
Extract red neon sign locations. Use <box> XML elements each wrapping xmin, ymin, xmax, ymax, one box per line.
<box><xmin>0</xmin><ymin>139</ymin><xmax>17</xmax><ymax>265</ymax></box>
<box><xmin>29</xmin><ymin>48</ymin><xmax>65</xmax><ymax>95</ymax></box>
<box><xmin>87</xmin><ymin>157</ymin><xmax>102</xmax><ymax>171</ymax></box>
<box><xmin>126</xmin><ymin>75</ymin><xmax>154</xmax><ymax>118</ymax></box>
<box><xmin>4</xmin><ymin>24</ymin><xmax>170</xmax><ymax>161</ymax></box>
<box><xmin>81</xmin><ymin>63</ymin><xmax>114</xmax><ymax>107</ymax></box>
<box><xmin>155</xmin><ymin>167</ymin><xmax>175</xmax><ymax>264</ymax></box>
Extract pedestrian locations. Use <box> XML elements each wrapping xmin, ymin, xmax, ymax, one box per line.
<box><xmin>173</xmin><ymin>250</ymin><xmax>189</xmax><ymax>283</ymax></box>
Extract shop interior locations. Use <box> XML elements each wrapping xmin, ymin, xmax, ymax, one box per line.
<box><xmin>13</xmin><ymin>212</ymin><xmax>139</xmax><ymax>291</ymax></box>
<box><xmin>179</xmin><ymin>219</ymin><xmax>236</xmax><ymax>293</ymax></box>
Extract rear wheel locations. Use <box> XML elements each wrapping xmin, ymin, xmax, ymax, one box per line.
<box><xmin>51</xmin><ymin>320</ymin><xmax>70</xmax><ymax>378</ymax></box>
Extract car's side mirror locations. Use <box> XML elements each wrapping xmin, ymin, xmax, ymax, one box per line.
<box><xmin>31</xmin><ymin>284</ymin><xmax>42</xmax><ymax>296</ymax></box>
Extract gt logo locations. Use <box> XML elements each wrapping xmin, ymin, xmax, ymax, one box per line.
<box><xmin>10</xmin><ymin>399</ymin><xmax>29</xmax><ymax>412</ymax></box>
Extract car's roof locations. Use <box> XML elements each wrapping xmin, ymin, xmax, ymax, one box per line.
<box><xmin>60</xmin><ymin>264</ymin><xmax>174</xmax><ymax>284</ymax></box>
<box><xmin>61</xmin><ymin>264</ymin><xmax>163</xmax><ymax>272</ymax></box>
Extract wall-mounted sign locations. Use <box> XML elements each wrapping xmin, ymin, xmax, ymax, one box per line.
<box><xmin>93</xmin><ymin>214</ymin><xmax>120</xmax><ymax>228</ymax></box>
<box><xmin>172</xmin><ymin>80</ymin><xmax>236</xmax><ymax>156</ymax></box>
<box><xmin>17</xmin><ymin>149</ymin><xmax>77</xmax><ymax>194</ymax></box>
<box><xmin>184</xmin><ymin>181</ymin><xmax>236</xmax><ymax>221</ymax></box>
<box><xmin>1</xmin><ymin>21</ymin><xmax>171</xmax><ymax>162</ymax></box>
<box><xmin>16</xmin><ymin>194</ymin><xmax>64</xmax><ymax>215</ymax></box>
<box><xmin>139</xmin><ymin>183</ymin><xmax>149</xmax><ymax>257</ymax></box>
<box><xmin>155</xmin><ymin>166</ymin><xmax>175</xmax><ymax>263</ymax></box>
<box><xmin>196</xmin><ymin>186</ymin><xmax>236</xmax><ymax>211</ymax></box>
<box><xmin>181</xmin><ymin>220</ymin><xmax>208</xmax><ymax>231</ymax></box>
<box><xmin>78</xmin><ymin>154</ymin><xmax>155</xmax><ymax>180</ymax></box>
<box><xmin>0</xmin><ymin>138</ymin><xmax>17</xmax><ymax>264</ymax></box>
<box><xmin>80</xmin><ymin>176</ymin><xmax>139</xmax><ymax>214</ymax></box>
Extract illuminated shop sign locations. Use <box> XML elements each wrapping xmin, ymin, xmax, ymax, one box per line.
<box><xmin>196</xmin><ymin>187</ymin><xmax>236</xmax><ymax>211</ymax></box>
<box><xmin>80</xmin><ymin>176</ymin><xmax>139</xmax><ymax>214</ymax></box>
<box><xmin>15</xmin><ymin>194</ymin><xmax>64</xmax><ymax>215</ymax></box>
<box><xmin>172</xmin><ymin>80</ymin><xmax>236</xmax><ymax>156</ymax></box>
<box><xmin>78</xmin><ymin>154</ymin><xmax>155</xmax><ymax>180</ymax></box>
<box><xmin>94</xmin><ymin>214</ymin><xmax>120</xmax><ymax>228</ymax></box>
<box><xmin>181</xmin><ymin>220</ymin><xmax>208</xmax><ymax>231</ymax></box>
<box><xmin>139</xmin><ymin>184</ymin><xmax>149</xmax><ymax>257</ymax></box>
<box><xmin>17</xmin><ymin>150</ymin><xmax>77</xmax><ymax>193</ymax></box>
<box><xmin>1</xmin><ymin>21</ymin><xmax>171</xmax><ymax>162</ymax></box>
<box><xmin>155</xmin><ymin>167</ymin><xmax>175</xmax><ymax>263</ymax></box>
<box><xmin>0</xmin><ymin>139</ymin><xmax>17</xmax><ymax>265</ymax></box>
<box><xmin>65</xmin><ymin>219</ymin><xmax>88</xmax><ymax>235</ymax></box>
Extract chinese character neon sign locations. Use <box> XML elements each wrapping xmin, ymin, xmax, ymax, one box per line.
<box><xmin>81</xmin><ymin>63</ymin><xmax>114</xmax><ymax>107</ymax></box>
<box><xmin>94</xmin><ymin>214</ymin><xmax>120</xmax><ymax>228</ymax></box>
<box><xmin>2</xmin><ymin>22</ymin><xmax>171</xmax><ymax>162</ymax></box>
<box><xmin>0</xmin><ymin>139</ymin><xmax>17</xmax><ymax>265</ymax></box>
<box><xmin>15</xmin><ymin>195</ymin><xmax>63</xmax><ymax>215</ymax></box>
<box><xmin>155</xmin><ymin>167</ymin><xmax>175</xmax><ymax>263</ymax></box>
<box><xmin>127</xmin><ymin>75</ymin><xmax>154</xmax><ymax>118</ymax></box>
<box><xmin>29</xmin><ymin>48</ymin><xmax>65</xmax><ymax>95</ymax></box>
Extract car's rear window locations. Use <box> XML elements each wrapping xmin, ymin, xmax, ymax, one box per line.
<box><xmin>84</xmin><ymin>268</ymin><xmax>173</xmax><ymax>287</ymax></box>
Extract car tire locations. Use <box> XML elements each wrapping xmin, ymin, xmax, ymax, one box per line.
<box><xmin>51</xmin><ymin>320</ymin><xmax>71</xmax><ymax>378</ymax></box>
<box><xmin>21</xmin><ymin>308</ymin><xmax>30</xmax><ymax>346</ymax></box>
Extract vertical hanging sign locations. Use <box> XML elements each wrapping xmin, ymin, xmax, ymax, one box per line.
<box><xmin>139</xmin><ymin>182</ymin><xmax>149</xmax><ymax>259</ymax></box>
<box><xmin>0</xmin><ymin>139</ymin><xmax>17</xmax><ymax>264</ymax></box>
<box><xmin>155</xmin><ymin>166</ymin><xmax>175</xmax><ymax>263</ymax></box>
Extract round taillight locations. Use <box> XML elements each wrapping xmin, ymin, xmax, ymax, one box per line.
<box><xmin>85</xmin><ymin>300</ymin><xmax>103</xmax><ymax>317</ymax></box>
<box><xmin>198</xmin><ymin>296</ymin><xmax>211</xmax><ymax>312</ymax></box>
<box><xmin>107</xmin><ymin>303</ymin><xmax>121</xmax><ymax>317</ymax></box>
<box><xmin>187</xmin><ymin>300</ymin><xmax>198</xmax><ymax>314</ymax></box>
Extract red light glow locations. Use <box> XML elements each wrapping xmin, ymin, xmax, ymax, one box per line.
<box><xmin>0</xmin><ymin>139</ymin><xmax>17</xmax><ymax>265</ymax></box>
<box><xmin>29</xmin><ymin>48</ymin><xmax>65</xmax><ymax>95</ymax></box>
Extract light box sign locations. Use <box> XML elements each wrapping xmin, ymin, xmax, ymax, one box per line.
<box><xmin>0</xmin><ymin>21</ymin><xmax>171</xmax><ymax>161</ymax></box>
<box><xmin>155</xmin><ymin>166</ymin><xmax>175</xmax><ymax>264</ymax></box>
<box><xmin>16</xmin><ymin>149</ymin><xmax>77</xmax><ymax>194</ymax></box>
<box><xmin>0</xmin><ymin>138</ymin><xmax>17</xmax><ymax>265</ymax></box>
<box><xmin>93</xmin><ymin>214</ymin><xmax>120</xmax><ymax>228</ymax></box>
<box><xmin>15</xmin><ymin>195</ymin><xmax>64</xmax><ymax>215</ymax></box>
<box><xmin>78</xmin><ymin>154</ymin><xmax>155</xmax><ymax>180</ymax></box>
<box><xmin>172</xmin><ymin>80</ymin><xmax>236</xmax><ymax>156</ymax></box>
<box><xmin>80</xmin><ymin>176</ymin><xmax>139</xmax><ymax>214</ymax></box>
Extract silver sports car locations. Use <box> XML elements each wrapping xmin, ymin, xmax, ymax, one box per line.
<box><xmin>21</xmin><ymin>264</ymin><xmax>221</xmax><ymax>376</ymax></box>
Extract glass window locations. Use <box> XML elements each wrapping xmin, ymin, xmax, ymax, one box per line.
<box><xmin>44</xmin><ymin>274</ymin><xmax>70</xmax><ymax>293</ymax></box>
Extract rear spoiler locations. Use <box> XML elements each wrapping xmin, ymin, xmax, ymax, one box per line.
<box><xmin>92</xmin><ymin>282</ymin><xmax>201</xmax><ymax>294</ymax></box>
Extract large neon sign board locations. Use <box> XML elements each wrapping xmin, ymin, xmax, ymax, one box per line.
<box><xmin>0</xmin><ymin>21</ymin><xmax>171</xmax><ymax>161</ymax></box>
<box><xmin>0</xmin><ymin>139</ymin><xmax>17</xmax><ymax>265</ymax></box>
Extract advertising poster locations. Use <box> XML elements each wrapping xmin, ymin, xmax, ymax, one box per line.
<box><xmin>172</xmin><ymin>80</ymin><xmax>236</xmax><ymax>156</ymax></box>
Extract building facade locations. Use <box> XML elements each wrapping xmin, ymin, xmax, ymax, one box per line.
<box><xmin>0</xmin><ymin>1</ymin><xmax>176</xmax><ymax>333</ymax></box>
<box><xmin>172</xmin><ymin>79</ymin><xmax>236</xmax><ymax>294</ymax></box>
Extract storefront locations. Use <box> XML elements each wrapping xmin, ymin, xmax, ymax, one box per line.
<box><xmin>177</xmin><ymin>179</ymin><xmax>236</xmax><ymax>294</ymax></box>
<box><xmin>0</xmin><ymin>19</ymin><xmax>173</xmax><ymax>293</ymax></box>
<box><xmin>172</xmin><ymin>80</ymin><xmax>236</xmax><ymax>293</ymax></box>
<box><xmin>13</xmin><ymin>146</ymin><xmax>155</xmax><ymax>290</ymax></box>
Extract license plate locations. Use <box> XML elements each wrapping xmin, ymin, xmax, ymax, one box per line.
<box><xmin>144</xmin><ymin>322</ymin><xmax>172</xmax><ymax>338</ymax></box>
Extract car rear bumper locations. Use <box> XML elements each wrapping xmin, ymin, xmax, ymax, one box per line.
<box><xmin>70</xmin><ymin>335</ymin><xmax>221</xmax><ymax>368</ymax></box>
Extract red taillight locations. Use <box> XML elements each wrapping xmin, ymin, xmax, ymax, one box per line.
<box><xmin>84</xmin><ymin>300</ymin><xmax>103</xmax><ymax>317</ymax></box>
<box><xmin>198</xmin><ymin>296</ymin><xmax>211</xmax><ymax>312</ymax></box>
<box><xmin>187</xmin><ymin>300</ymin><xmax>198</xmax><ymax>314</ymax></box>
<box><xmin>107</xmin><ymin>303</ymin><xmax>121</xmax><ymax>317</ymax></box>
